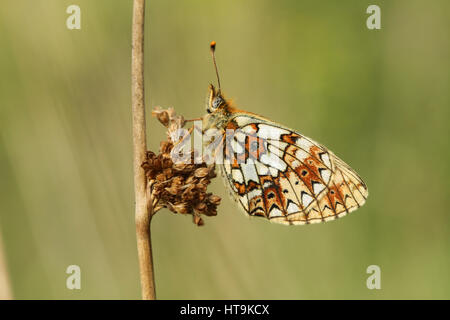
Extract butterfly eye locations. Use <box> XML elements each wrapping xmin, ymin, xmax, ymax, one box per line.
<box><xmin>211</xmin><ymin>96</ymin><xmax>224</xmax><ymax>110</ymax></box>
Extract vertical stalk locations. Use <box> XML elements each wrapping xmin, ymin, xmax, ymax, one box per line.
<box><xmin>0</xmin><ymin>232</ymin><xmax>12</xmax><ymax>300</ymax></box>
<box><xmin>131</xmin><ymin>0</ymin><xmax>156</xmax><ymax>300</ymax></box>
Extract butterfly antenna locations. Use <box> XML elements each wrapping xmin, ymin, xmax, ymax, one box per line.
<box><xmin>210</xmin><ymin>41</ymin><xmax>221</xmax><ymax>93</ymax></box>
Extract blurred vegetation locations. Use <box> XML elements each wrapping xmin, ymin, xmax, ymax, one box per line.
<box><xmin>0</xmin><ymin>0</ymin><xmax>449</xmax><ymax>299</ymax></box>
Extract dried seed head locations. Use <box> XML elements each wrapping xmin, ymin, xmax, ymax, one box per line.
<box><xmin>194</xmin><ymin>167</ymin><xmax>210</xmax><ymax>178</ymax></box>
<box><xmin>152</xmin><ymin>107</ymin><xmax>170</xmax><ymax>127</ymax></box>
<box><xmin>141</xmin><ymin>107</ymin><xmax>221</xmax><ymax>225</ymax></box>
<box><xmin>160</xmin><ymin>141</ymin><xmax>173</xmax><ymax>154</ymax></box>
<box><xmin>167</xmin><ymin>202</ymin><xmax>190</xmax><ymax>214</ymax></box>
<box><xmin>208</xmin><ymin>194</ymin><xmax>221</xmax><ymax>205</ymax></box>
<box><xmin>193</xmin><ymin>215</ymin><xmax>204</xmax><ymax>226</ymax></box>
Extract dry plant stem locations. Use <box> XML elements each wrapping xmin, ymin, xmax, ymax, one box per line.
<box><xmin>0</xmin><ymin>233</ymin><xmax>12</xmax><ymax>299</ymax></box>
<box><xmin>131</xmin><ymin>0</ymin><xmax>156</xmax><ymax>300</ymax></box>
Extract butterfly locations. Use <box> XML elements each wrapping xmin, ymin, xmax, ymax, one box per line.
<box><xmin>201</xmin><ymin>42</ymin><xmax>368</xmax><ymax>225</ymax></box>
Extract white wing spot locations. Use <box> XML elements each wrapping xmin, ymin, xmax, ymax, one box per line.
<box><xmin>301</xmin><ymin>192</ymin><xmax>314</xmax><ymax>207</ymax></box>
<box><xmin>287</xmin><ymin>202</ymin><xmax>300</xmax><ymax>214</ymax></box>
<box><xmin>234</xmin><ymin>131</ymin><xmax>246</xmax><ymax>143</ymax></box>
<box><xmin>257</xmin><ymin>124</ymin><xmax>289</xmax><ymax>140</ymax></box>
<box><xmin>247</xmin><ymin>189</ymin><xmax>262</xmax><ymax>200</ymax></box>
<box><xmin>269</xmin><ymin>207</ymin><xmax>283</xmax><ymax>218</ymax></box>
<box><xmin>230</xmin><ymin>138</ymin><xmax>244</xmax><ymax>154</ymax></box>
<box><xmin>295</xmin><ymin>148</ymin><xmax>309</xmax><ymax>162</ymax></box>
<box><xmin>296</xmin><ymin>137</ymin><xmax>313</xmax><ymax>151</ymax></box>
<box><xmin>267</xmin><ymin>140</ymin><xmax>288</xmax><ymax>151</ymax></box>
<box><xmin>269</xmin><ymin>167</ymin><xmax>279</xmax><ymax>177</ymax></box>
<box><xmin>292</xmin><ymin>160</ymin><xmax>301</xmax><ymax>169</ymax></box>
<box><xmin>260</xmin><ymin>153</ymin><xmax>286</xmax><ymax>171</ymax></box>
<box><xmin>242</xmin><ymin>125</ymin><xmax>257</xmax><ymax>135</ymax></box>
<box><xmin>313</xmin><ymin>182</ymin><xmax>325</xmax><ymax>195</ymax></box>
<box><xmin>263</xmin><ymin>181</ymin><xmax>272</xmax><ymax>189</ymax></box>
<box><xmin>232</xmin><ymin>169</ymin><xmax>244</xmax><ymax>183</ymax></box>
<box><xmin>320</xmin><ymin>152</ymin><xmax>331</xmax><ymax>167</ymax></box>
<box><xmin>255</xmin><ymin>161</ymin><xmax>269</xmax><ymax>175</ymax></box>
<box><xmin>234</xmin><ymin>116</ymin><xmax>255</xmax><ymax>127</ymax></box>
<box><xmin>241</xmin><ymin>160</ymin><xmax>259</xmax><ymax>184</ymax></box>
<box><xmin>239</xmin><ymin>196</ymin><xmax>249</xmax><ymax>210</ymax></box>
<box><xmin>268</xmin><ymin>144</ymin><xmax>284</xmax><ymax>157</ymax></box>
<box><xmin>223</xmin><ymin>159</ymin><xmax>231</xmax><ymax>175</ymax></box>
<box><xmin>320</xmin><ymin>168</ymin><xmax>331</xmax><ymax>183</ymax></box>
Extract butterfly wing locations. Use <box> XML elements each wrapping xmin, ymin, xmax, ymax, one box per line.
<box><xmin>219</xmin><ymin>113</ymin><xmax>368</xmax><ymax>225</ymax></box>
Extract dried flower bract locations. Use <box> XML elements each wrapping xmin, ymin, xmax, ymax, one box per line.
<box><xmin>142</xmin><ymin>107</ymin><xmax>221</xmax><ymax>225</ymax></box>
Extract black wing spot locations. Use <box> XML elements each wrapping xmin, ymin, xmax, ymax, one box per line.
<box><xmin>318</xmin><ymin>168</ymin><xmax>327</xmax><ymax>178</ymax></box>
<box><xmin>250</xmin><ymin>207</ymin><xmax>265</xmax><ymax>216</ymax></box>
<box><xmin>318</xmin><ymin>152</ymin><xmax>327</xmax><ymax>162</ymax></box>
<box><xmin>311</xmin><ymin>180</ymin><xmax>321</xmax><ymax>187</ymax></box>
<box><xmin>269</xmin><ymin>204</ymin><xmax>280</xmax><ymax>211</ymax></box>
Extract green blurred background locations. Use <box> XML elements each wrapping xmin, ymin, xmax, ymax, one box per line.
<box><xmin>0</xmin><ymin>0</ymin><xmax>449</xmax><ymax>299</ymax></box>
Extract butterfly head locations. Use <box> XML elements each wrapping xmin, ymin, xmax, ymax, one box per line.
<box><xmin>207</xmin><ymin>84</ymin><xmax>226</xmax><ymax>113</ymax></box>
<box><xmin>206</xmin><ymin>42</ymin><xmax>228</xmax><ymax>114</ymax></box>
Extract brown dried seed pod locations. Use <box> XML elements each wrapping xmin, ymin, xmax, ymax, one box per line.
<box><xmin>151</xmin><ymin>159</ymin><xmax>162</xmax><ymax>171</ymax></box>
<box><xmin>163</xmin><ymin>168</ymin><xmax>173</xmax><ymax>178</ymax></box>
<box><xmin>194</xmin><ymin>167</ymin><xmax>210</xmax><ymax>178</ymax></box>
<box><xmin>156</xmin><ymin>173</ymin><xmax>166</xmax><ymax>182</ymax></box>
<box><xmin>165</xmin><ymin>185</ymin><xmax>179</xmax><ymax>196</ymax></box>
<box><xmin>146</xmin><ymin>150</ymin><xmax>157</xmax><ymax>159</ymax></box>
<box><xmin>195</xmin><ymin>183</ymin><xmax>207</xmax><ymax>193</ymax></box>
<box><xmin>184</xmin><ymin>164</ymin><xmax>196</xmax><ymax>172</ymax></box>
<box><xmin>172</xmin><ymin>176</ymin><xmax>184</xmax><ymax>185</ymax></box>
<box><xmin>182</xmin><ymin>193</ymin><xmax>194</xmax><ymax>202</ymax></box>
<box><xmin>167</xmin><ymin>202</ymin><xmax>190</xmax><ymax>214</ymax></box>
<box><xmin>205</xmin><ymin>207</ymin><xmax>218</xmax><ymax>216</ymax></box>
<box><xmin>160</xmin><ymin>141</ymin><xmax>173</xmax><ymax>154</ymax></box>
<box><xmin>152</xmin><ymin>108</ymin><xmax>170</xmax><ymax>127</ymax></box>
<box><xmin>194</xmin><ymin>202</ymin><xmax>207</xmax><ymax>211</ymax></box>
<box><xmin>161</xmin><ymin>160</ymin><xmax>172</xmax><ymax>170</ymax></box>
<box><xmin>173</xmin><ymin>163</ymin><xmax>187</xmax><ymax>171</ymax></box>
<box><xmin>152</xmin><ymin>187</ymin><xmax>162</xmax><ymax>197</ymax></box>
<box><xmin>185</xmin><ymin>176</ymin><xmax>195</xmax><ymax>184</ymax></box>
<box><xmin>158</xmin><ymin>112</ymin><xmax>170</xmax><ymax>127</ymax></box>
<box><xmin>145</xmin><ymin>171</ymin><xmax>156</xmax><ymax>180</ymax></box>
<box><xmin>208</xmin><ymin>195</ymin><xmax>221</xmax><ymax>205</ymax></box>
<box><xmin>197</xmin><ymin>193</ymin><xmax>206</xmax><ymax>202</ymax></box>
<box><xmin>193</xmin><ymin>215</ymin><xmax>204</xmax><ymax>226</ymax></box>
<box><xmin>182</xmin><ymin>184</ymin><xmax>195</xmax><ymax>193</ymax></box>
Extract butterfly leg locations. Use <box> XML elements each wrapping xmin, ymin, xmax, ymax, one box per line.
<box><xmin>185</xmin><ymin>117</ymin><xmax>203</xmax><ymax>122</ymax></box>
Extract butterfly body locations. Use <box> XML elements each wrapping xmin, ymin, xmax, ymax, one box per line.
<box><xmin>203</xmin><ymin>84</ymin><xmax>368</xmax><ymax>225</ymax></box>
